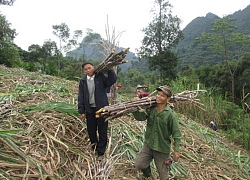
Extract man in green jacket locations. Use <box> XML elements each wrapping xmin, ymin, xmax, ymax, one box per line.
<box><xmin>132</xmin><ymin>86</ymin><xmax>182</xmax><ymax>180</ymax></box>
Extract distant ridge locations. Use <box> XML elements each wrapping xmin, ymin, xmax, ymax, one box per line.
<box><xmin>174</xmin><ymin>4</ymin><xmax>250</xmax><ymax>69</ymax></box>
<box><xmin>68</xmin><ymin>4</ymin><xmax>250</xmax><ymax>72</ymax></box>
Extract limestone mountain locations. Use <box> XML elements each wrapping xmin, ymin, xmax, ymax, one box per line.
<box><xmin>67</xmin><ymin>4</ymin><xmax>250</xmax><ymax>72</ymax></box>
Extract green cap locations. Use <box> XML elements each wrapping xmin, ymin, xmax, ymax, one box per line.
<box><xmin>156</xmin><ymin>86</ymin><xmax>173</xmax><ymax>97</ymax></box>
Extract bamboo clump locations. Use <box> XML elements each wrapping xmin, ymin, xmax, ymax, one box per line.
<box><xmin>94</xmin><ymin>48</ymin><xmax>130</xmax><ymax>74</ymax></box>
<box><xmin>96</xmin><ymin>90</ymin><xmax>205</xmax><ymax>121</ymax></box>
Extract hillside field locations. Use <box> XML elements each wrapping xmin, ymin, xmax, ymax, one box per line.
<box><xmin>0</xmin><ymin>65</ymin><xmax>250</xmax><ymax>180</ymax></box>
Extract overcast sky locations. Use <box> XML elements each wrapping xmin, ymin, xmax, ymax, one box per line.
<box><xmin>1</xmin><ymin>0</ymin><xmax>250</xmax><ymax>53</ymax></box>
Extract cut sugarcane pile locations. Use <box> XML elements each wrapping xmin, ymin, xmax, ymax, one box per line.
<box><xmin>94</xmin><ymin>48</ymin><xmax>130</xmax><ymax>74</ymax></box>
<box><xmin>96</xmin><ymin>90</ymin><xmax>205</xmax><ymax>120</ymax></box>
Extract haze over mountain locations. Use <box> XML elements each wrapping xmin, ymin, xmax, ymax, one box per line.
<box><xmin>68</xmin><ymin>4</ymin><xmax>250</xmax><ymax>72</ymax></box>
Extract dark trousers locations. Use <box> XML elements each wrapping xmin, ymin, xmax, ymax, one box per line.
<box><xmin>86</xmin><ymin>107</ymin><xmax>108</xmax><ymax>156</ymax></box>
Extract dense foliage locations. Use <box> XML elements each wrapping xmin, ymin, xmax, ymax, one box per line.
<box><xmin>0</xmin><ymin>14</ymin><xmax>22</xmax><ymax>67</ymax></box>
<box><xmin>195</xmin><ymin>16</ymin><xmax>250</xmax><ymax>106</ymax></box>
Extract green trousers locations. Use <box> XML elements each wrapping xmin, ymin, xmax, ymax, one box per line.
<box><xmin>134</xmin><ymin>143</ymin><xmax>170</xmax><ymax>180</ymax></box>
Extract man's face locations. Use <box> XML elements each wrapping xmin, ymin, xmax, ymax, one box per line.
<box><xmin>83</xmin><ymin>64</ymin><xmax>94</xmax><ymax>76</ymax></box>
<box><xmin>156</xmin><ymin>91</ymin><xmax>170</xmax><ymax>104</ymax></box>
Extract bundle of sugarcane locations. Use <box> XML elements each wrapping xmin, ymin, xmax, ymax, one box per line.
<box><xmin>172</xmin><ymin>90</ymin><xmax>206</xmax><ymax>106</ymax></box>
<box><xmin>96</xmin><ymin>90</ymin><xmax>205</xmax><ymax>121</ymax></box>
<box><xmin>94</xmin><ymin>48</ymin><xmax>130</xmax><ymax>74</ymax></box>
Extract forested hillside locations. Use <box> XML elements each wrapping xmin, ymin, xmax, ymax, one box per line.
<box><xmin>1</xmin><ymin>65</ymin><xmax>250</xmax><ymax>179</ymax></box>
<box><xmin>174</xmin><ymin>5</ymin><xmax>250</xmax><ymax>70</ymax></box>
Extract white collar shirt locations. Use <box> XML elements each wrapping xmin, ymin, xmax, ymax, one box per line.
<box><xmin>87</xmin><ymin>75</ymin><xmax>95</xmax><ymax>80</ymax></box>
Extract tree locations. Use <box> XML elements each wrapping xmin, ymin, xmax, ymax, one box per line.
<box><xmin>42</xmin><ymin>40</ymin><xmax>58</xmax><ymax>60</ymax></box>
<box><xmin>52</xmin><ymin>23</ymin><xmax>70</xmax><ymax>74</ymax></box>
<box><xmin>40</xmin><ymin>40</ymin><xmax>58</xmax><ymax>74</ymax></box>
<box><xmin>196</xmin><ymin>16</ymin><xmax>250</xmax><ymax>104</ymax></box>
<box><xmin>0</xmin><ymin>14</ymin><xmax>21</xmax><ymax>67</ymax></box>
<box><xmin>0</xmin><ymin>0</ymin><xmax>15</xmax><ymax>6</ymax></box>
<box><xmin>237</xmin><ymin>53</ymin><xmax>250</xmax><ymax>102</ymax></box>
<box><xmin>79</xmin><ymin>28</ymin><xmax>103</xmax><ymax>60</ymax></box>
<box><xmin>52</xmin><ymin>23</ymin><xmax>82</xmax><ymax>74</ymax></box>
<box><xmin>52</xmin><ymin>23</ymin><xmax>70</xmax><ymax>52</ymax></box>
<box><xmin>137</xmin><ymin>0</ymin><xmax>183</xmax><ymax>83</ymax></box>
<box><xmin>64</xmin><ymin>30</ymin><xmax>82</xmax><ymax>56</ymax></box>
<box><xmin>0</xmin><ymin>14</ymin><xmax>16</xmax><ymax>42</ymax></box>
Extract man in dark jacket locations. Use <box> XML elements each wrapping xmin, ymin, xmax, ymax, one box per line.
<box><xmin>78</xmin><ymin>62</ymin><xmax>117</xmax><ymax>157</ymax></box>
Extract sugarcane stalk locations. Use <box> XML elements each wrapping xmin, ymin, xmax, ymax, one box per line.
<box><xmin>96</xmin><ymin>89</ymin><xmax>205</xmax><ymax>120</ymax></box>
<box><xmin>103</xmin><ymin>97</ymin><xmax>155</xmax><ymax>111</ymax></box>
<box><xmin>96</xmin><ymin>98</ymin><xmax>157</xmax><ymax>118</ymax></box>
<box><xmin>94</xmin><ymin>48</ymin><xmax>130</xmax><ymax>74</ymax></box>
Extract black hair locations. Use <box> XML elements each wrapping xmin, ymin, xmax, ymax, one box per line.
<box><xmin>82</xmin><ymin>62</ymin><xmax>94</xmax><ymax>68</ymax></box>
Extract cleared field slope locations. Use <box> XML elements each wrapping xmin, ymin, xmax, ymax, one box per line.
<box><xmin>0</xmin><ymin>65</ymin><xmax>249</xmax><ymax>180</ymax></box>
